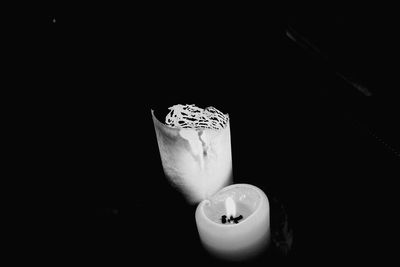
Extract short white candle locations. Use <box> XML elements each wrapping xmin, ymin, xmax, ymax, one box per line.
<box><xmin>195</xmin><ymin>183</ymin><xmax>270</xmax><ymax>261</ymax></box>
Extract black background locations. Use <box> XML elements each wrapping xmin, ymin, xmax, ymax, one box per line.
<box><xmin>19</xmin><ymin>5</ymin><xmax>400</xmax><ymax>265</ymax></box>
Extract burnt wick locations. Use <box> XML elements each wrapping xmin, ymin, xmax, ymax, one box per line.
<box><xmin>221</xmin><ymin>215</ymin><xmax>244</xmax><ymax>224</ymax></box>
<box><xmin>221</xmin><ymin>215</ymin><xmax>227</xmax><ymax>224</ymax></box>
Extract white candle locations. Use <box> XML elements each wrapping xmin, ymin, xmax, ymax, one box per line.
<box><xmin>151</xmin><ymin>105</ymin><xmax>232</xmax><ymax>203</ymax></box>
<box><xmin>195</xmin><ymin>183</ymin><xmax>270</xmax><ymax>261</ymax></box>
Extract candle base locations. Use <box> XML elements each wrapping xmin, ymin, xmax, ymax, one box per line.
<box><xmin>201</xmin><ymin>228</ymin><xmax>270</xmax><ymax>261</ymax></box>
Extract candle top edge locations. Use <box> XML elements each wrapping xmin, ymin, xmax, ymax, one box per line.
<box><xmin>206</xmin><ymin>184</ymin><xmax>266</xmax><ymax>203</ymax></box>
<box><xmin>151</xmin><ymin>107</ymin><xmax>230</xmax><ymax>132</ymax></box>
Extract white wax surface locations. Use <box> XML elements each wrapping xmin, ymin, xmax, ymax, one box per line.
<box><xmin>204</xmin><ymin>201</ymin><xmax>252</xmax><ymax>224</ymax></box>
<box><xmin>195</xmin><ymin>184</ymin><xmax>270</xmax><ymax>261</ymax></box>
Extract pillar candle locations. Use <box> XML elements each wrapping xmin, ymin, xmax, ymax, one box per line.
<box><xmin>195</xmin><ymin>183</ymin><xmax>270</xmax><ymax>261</ymax></box>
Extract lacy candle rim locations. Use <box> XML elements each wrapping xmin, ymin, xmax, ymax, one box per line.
<box><xmin>151</xmin><ymin>109</ymin><xmax>230</xmax><ymax>132</ymax></box>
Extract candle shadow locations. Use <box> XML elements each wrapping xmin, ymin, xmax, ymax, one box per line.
<box><xmin>269</xmin><ymin>195</ymin><xmax>294</xmax><ymax>257</ymax></box>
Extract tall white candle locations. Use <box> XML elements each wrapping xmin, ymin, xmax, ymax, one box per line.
<box><xmin>151</xmin><ymin>105</ymin><xmax>232</xmax><ymax>204</ymax></box>
<box><xmin>195</xmin><ymin>183</ymin><xmax>270</xmax><ymax>261</ymax></box>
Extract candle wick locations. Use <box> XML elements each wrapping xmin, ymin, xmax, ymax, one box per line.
<box><xmin>221</xmin><ymin>214</ymin><xmax>244</xmax><ymax>224</ymax></box>
<box><xmin>221</xmin><ymin>215</ymin><xmax>227</xmax><ymax>224</ymax></box>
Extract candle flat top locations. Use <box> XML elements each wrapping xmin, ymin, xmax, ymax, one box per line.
<box><xmin>209</xmin><ymin>186</ymin><xmax>261</xmax><ymax>211</ymax></box>
<box><xmin>202</xmin><ymin>184</ymin><xmax>267</xmax><ymax>225</ymax></box>
<box><xmin>204</xmin><ymin>201</ymin><xmax>252</xmax><ymax>224</ymax></box>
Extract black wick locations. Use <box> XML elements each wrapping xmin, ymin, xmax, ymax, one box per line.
<box><xmin>221</xmin><ymin>215</ymin><xmax>243</xmax><ymax>224</ymax></box>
